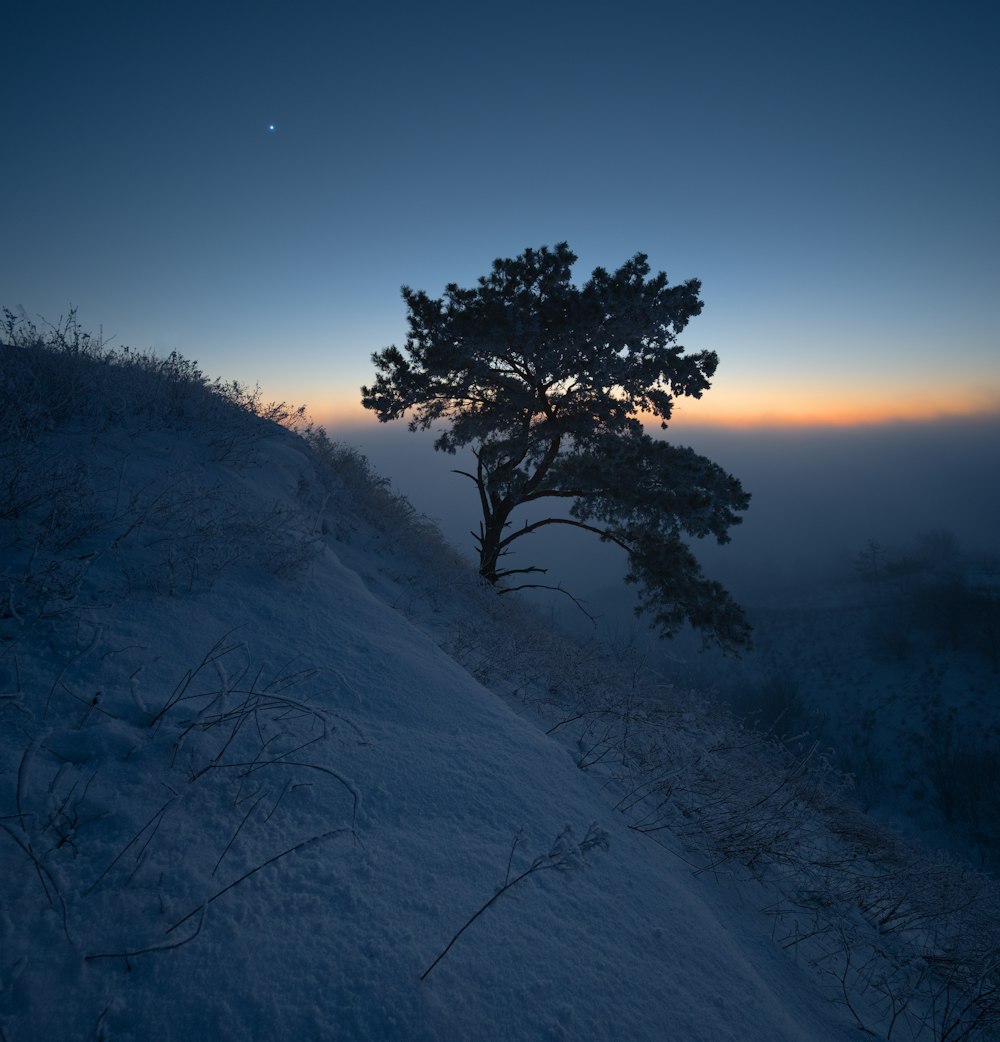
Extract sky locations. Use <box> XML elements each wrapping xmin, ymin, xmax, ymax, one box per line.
<box><xmin>4</xmin><ymin>0</ymin><xmax>998</xmax><ymax>431</ymax></box>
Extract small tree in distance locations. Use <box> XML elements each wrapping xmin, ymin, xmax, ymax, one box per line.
<box><xmin>361</xmin><ymin>243</ymin><xmax>751</xmax><ymax>651</ymax></box>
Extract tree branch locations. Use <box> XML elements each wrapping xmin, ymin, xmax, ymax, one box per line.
<box><xmin>453</xmin><ymin>466</ymin><xmax>491</xmax><ymax>524</ymax></box>
<box><xmin>493</xmin><ymin>564</ymin><xmax>548</xmax><ymax>579</ymax></box>
<box><xmin>497</xmin><ymin>583</ymin><xmax>598</xmax><ymax>627</ymax></box>
<box><xmin>498</xmin><ymin>516</ymin><xmax>632</xmax><ymax>555</ymax></box>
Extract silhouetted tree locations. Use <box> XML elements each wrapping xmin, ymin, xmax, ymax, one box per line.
<box><xmin>361</xmin><ymin>244</ymin><xmax>751</xmax><ymax>650</ymax></box>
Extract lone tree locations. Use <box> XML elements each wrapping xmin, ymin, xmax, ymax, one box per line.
<box><xmin>361</xmin><ymin>243</ymin><xmax>751</xmax><ymax>651</ymax></box>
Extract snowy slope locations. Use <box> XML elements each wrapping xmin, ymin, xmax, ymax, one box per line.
<box><xmin>2</xmin><ymin>331</ymin><xmax>996</xmax><ymax>1041</ymax></box>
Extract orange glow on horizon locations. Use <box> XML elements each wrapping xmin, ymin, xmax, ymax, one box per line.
<box><xmin>667</xmin><ymin>400</ymin><xmax>1000</xmax><ymax>430</ymax></box>
<box><xmin>666</xmin><ymin>381</ymin><xmax>1000</xmax><ymax>430</ymax></box>
<box><xmin>300</xmin><ymin>385</ymin><xmax>1000</xmax><ymax>435</ymax></box>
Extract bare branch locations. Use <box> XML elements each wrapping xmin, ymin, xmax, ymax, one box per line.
<box><xmin>498</xmin><ymin>517</ymin><xmax>631</xmax><ymax>554</ymax></box>
<box><xmin>497</xmin><ymin>582</ymin><xmax>599</xmax><ymax>626</ymax></box>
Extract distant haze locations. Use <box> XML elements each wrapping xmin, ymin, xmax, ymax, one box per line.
<box><xmin>336</xmin><ymin>414</ymin><xmax>1000</xmax><ymax>613</ymax></box>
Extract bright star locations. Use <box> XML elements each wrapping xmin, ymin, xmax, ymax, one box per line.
<box><xmin>267</xmin><ymin>124</ymin><xmax>276</xmax><ymax>133</ymax></box>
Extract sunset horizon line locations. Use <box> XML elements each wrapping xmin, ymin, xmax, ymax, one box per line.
<box><xmin>309</xmin><ymin>399</ymin><xmax>1000</xmax><ymax>436</ymax></box>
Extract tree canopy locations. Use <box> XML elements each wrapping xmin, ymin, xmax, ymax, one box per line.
<box><xmin>361</xmin><ymin>243</ymin><xmax>751</xmax><ymax>651</ymax></box>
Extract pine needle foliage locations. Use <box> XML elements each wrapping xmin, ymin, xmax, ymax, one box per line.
<box><xmin>362</xmin><ymin>243</ymin><xmax>751</xmax><ymax>651</ymax></box>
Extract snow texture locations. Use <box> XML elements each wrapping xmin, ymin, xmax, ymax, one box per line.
<box><xmin>1</xmin><ymin>337</ymin><xmax>995</xmax><ymax>1041</ymax></box>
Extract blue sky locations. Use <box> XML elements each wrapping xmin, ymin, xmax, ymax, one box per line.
<box><xmin>4</xmin><ymin>0</ymin><xmax>998</xmax><ymax>428</ymax></box>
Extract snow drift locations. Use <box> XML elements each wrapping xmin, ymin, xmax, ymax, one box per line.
<box><xmin>1</xmin><ymin>314</ymin><xmax>997</xmax><ymax>1041</ymax></box>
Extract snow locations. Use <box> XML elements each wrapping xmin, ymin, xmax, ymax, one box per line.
<box><xmin>1</xmin><ymin>339</ymin><xmax>995</xmax><ymax>1040</ymax></box>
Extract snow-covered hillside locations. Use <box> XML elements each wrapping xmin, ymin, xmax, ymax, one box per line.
<box><xmin>2</xmin><ymin>316</ymin><xmax>997</xmax><ymax>1041</ymax></box>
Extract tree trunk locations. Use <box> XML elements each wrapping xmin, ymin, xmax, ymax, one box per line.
<box><xmin>477</xmin><ymin>509</ymin><xmax>509</xmax><ymax>584</ymax></box>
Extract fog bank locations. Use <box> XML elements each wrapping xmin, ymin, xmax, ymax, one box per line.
<box><xmin>334</xmin><ymin>415</ymin><xmax>1000</xmax><ymax>612</ymax></box>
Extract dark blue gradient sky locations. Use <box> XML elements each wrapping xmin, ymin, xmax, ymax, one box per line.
<box><xmin>4</xmin><ymin>1</ymin><xmax>998</xmax><ymax>427</ymax></box>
